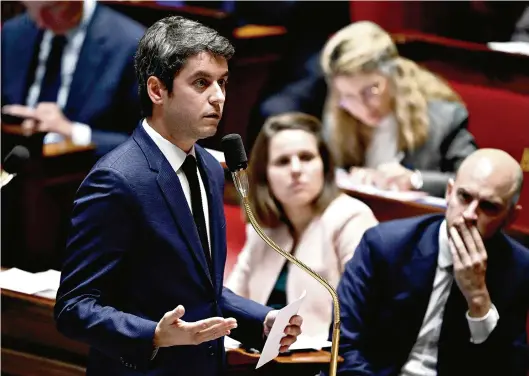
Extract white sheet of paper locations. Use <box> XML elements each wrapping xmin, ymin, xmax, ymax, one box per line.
<box><xmin>256</xmin><ymin>290</ymin><xmax>306</xmax><ymax>369</ymax></box>
<box><xmin>34</xmin><ymin>269</ymin><xmax>61</xmax><ymax>291</ymax></box>
<box><xmin>335</xmin><ymin>168</ymin><xmax>430</xmax><ymax>202</ymax></box>
<box><xmin>488</xmin><ymin>41</ymin><xmax>529</xmax><ymax>56</ymax></box>
<box><xmin>0</xmin><ymin>268</ymin><xmax>61</xmax><ymax>296</ymax></box>
<box><xmin>224</xmin><ymin>336</ymin><xmax>242</xmax><ymax>350</ymax></box>
<box><xmin>288</xmin><ymin>335</ymin><xmax>332</xmax><ymax>351</ymax></box>
<box><xmin>0</xmin><ymin>268</ymin><xmax>43</xmax><ymax>294</ymax></box>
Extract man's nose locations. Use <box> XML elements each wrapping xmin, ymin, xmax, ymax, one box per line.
<box><xmin>463</xmin><ymin>200</ymin><xmax>479</xmax><ymax>222</ymax></box>
<box><xmin>209</xmin><ymin>82</ymin><xmax>225</xmax><ymax>105</ymax></box>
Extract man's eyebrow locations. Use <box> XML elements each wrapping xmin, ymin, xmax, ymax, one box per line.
<box><xmin>189</xmin><ymin>70</ymin><xmax>229</xmax><ymax>80</ymax></box>
<box><xmin>458</xmin><ymin>187</ymin><xmax>503</xmax><ymax>206</ymax></box>
<box><xmin>480</xmin><ymin>197</ymin><xmax>503</xmax><ymax>206</ymax></box>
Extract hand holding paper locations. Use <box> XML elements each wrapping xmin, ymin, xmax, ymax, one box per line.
<box><xmin>257</xmin><ymin>291</ymin><xmax>305</xmax><ymax>369</ymax></box>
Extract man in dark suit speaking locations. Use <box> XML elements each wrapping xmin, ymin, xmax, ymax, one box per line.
<box><xmin>1</xmin><ymin>0</ymin><xmax>145</xmax><ymax>157</ymax></box>
<box><xmin>54</xmin><ymin>16</ymin><xmax>302</xmax><ymax>375</ymax></box>
<box><xmin>332</xmin><ymin>148</ymin><xmax>529</xmax><ymax>376</ymax></box>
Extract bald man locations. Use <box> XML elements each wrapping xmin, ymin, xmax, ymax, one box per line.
<box><xmin>331</xmin><ymin>149</ymin><xmax>529</xmax><ymax>376</ymax></box>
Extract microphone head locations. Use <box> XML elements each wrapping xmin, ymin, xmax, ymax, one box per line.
<box><xmin>221</xmin><ymin>134</ymin><xmax>248</xmax><ymax>172</ymax></box>
<box><xmin>3</xmin><ymin>145</ymin><xmax>30</xmax><ymax>174</ymax></box>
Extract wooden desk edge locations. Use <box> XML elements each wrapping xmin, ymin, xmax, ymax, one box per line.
<box><xmin>2</xmin><ymin>123</ymin><xmax>96</xmax><ymax>157</ymax></box>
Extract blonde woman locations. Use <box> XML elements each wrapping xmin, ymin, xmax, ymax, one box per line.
<box><xmin>320</xmin><ymin>21</ymin><xmax>477</xmax><ymax>197</ymax></box>
<box><xmin>226</xmin><ymin>112</ymin><xmax>378</xmax><ymax>341</ymax></box>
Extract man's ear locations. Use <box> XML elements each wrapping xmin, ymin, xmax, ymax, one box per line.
<box><xmin>445</xmin><ymin>178</ymin><xmax>454</xmax><ymax>202</ymax></box>
<box><xmin>147</xmin><ymin>76</ymin><xmax>165</xmax><ymax>106</ymax></box>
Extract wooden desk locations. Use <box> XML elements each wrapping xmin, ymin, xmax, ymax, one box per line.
<box><xmin>1</xmin><ymin>287</ymin><xmax>335</xmax><ymax>376</ymax></box>
<box><xmin>1</xmin><ymin>124</ymin><xmax>97</xmax><ymax>272</ymax></box>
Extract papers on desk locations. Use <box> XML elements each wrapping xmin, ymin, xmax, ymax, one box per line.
<box><xmin>256</xmin><ymin>290</ymin><xmax>306</xmax><ymax>369</ymax></box>
<box><xmin>335</xmin><ymin>168</ymin><xmax>428</xmax><ymax>202</ymax></box>
<box><xmin>224</xmin><ymin>336</ymin><xmax>243</xmax><ymax>350</ymax></box>
<box><xmin>224</xmin><ymin>334</ymin><xmax>331</xmax><ymax>352</ymax></box>
<box><xmin>0</xmin><ymin>268</ymin><xmax>61</xmax><ymax>298</ymax></box>
<box><xmin>288</xmin><ymin>335</ymin><xmax>331</xmax><ymax>351</ymax></box>
<box><xmin>487</xmin><ymin>41</ymin><xmax>529</xmax><ymax>56</ymax></box>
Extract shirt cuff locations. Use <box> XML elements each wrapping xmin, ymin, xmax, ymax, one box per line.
<box><xmin>71</xmin><ymin>122</ymin><xmax>92</xmax><ymax>146</ymax></box>
<box><xmin>42</xmin><ymin>123</ymin><xmax>92</xmax><ymax>145</ymax></box>
<box><xmin>43</xmin><ymin>132</ymin><xmax>64</xmax><ymax>144</ymax></box>
<box><xmin>466</xmin><ymin>303</ymin><xmax>500</xmax><ymax>344</ymax></box>
<box><xmin>150</xmin><ymin>347</ymin><xmax>159</xmax><ymax>360</ymax></box>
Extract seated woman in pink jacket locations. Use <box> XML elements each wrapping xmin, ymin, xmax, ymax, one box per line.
<box><xmin>226</xmin><ymin>112</ymin><xmax>378</xmax><ymax>340</ymax></box>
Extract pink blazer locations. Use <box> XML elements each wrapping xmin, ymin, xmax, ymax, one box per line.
<box><xmin>226</xmin><ymin>194</ymin><xmax>378</xmax><ymax>340</ymax></box>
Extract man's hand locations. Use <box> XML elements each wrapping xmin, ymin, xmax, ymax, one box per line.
<box><xmin>154</xmin><ymin>305</ymin><xmax>237</xmax><ymax>348</ymax></box>
<box><xmin>377</xmin><ymin>162</ymin><xmax>415</xmax><ymax>191</ymax></box>
<box><xmin>448</xmin><ymin>219</ymin><xmax>491</xmax><ymax>317</ymax></box>
<box><xmin>2</xmin><ymin>103</ymin><xmax>73</xmax><ymax>138</ymax></box>
<box><xmin>263</xmin><ymin>311</ymin><xmax>303</xmax><ymax>353</ymax></box>
<box><xmin>348</xmin><ymin>167</ymin><xmax>389</xmax><ymax>188</ymax></box>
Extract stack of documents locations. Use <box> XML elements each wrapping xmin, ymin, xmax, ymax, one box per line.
<box><xmin>487</xmin><ymin>41</ymin><xmax>529</xmax><ymax>56</ymax></box>
<box><xmin>335</xmin><ymin>168</ymin><xmax>430</xmax><ymax>202</ymax></box>
<box><xmin>0</xmin><ymin>268</ymin><xmax>61</xmax><ymax>299</ymax></box>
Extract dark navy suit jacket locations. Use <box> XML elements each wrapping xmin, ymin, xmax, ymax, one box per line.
<box><xmin>332</xmin><ymin>214</ymin><xmax>529</xmax><ymax>376</ymax></box>
<box><xmin>55</xmin><ymin>124</ymin><xmax>272</xmax><ymax>375</ymax></box>
<box><xmin>1</xmin><ymin>4</ymin><xmax>145</xmax><ymax>157</ymax></box>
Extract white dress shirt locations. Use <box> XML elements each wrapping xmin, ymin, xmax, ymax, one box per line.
<box><xmin>400</xmin><ymin>220</ymin><xmax>500</xmax><ymax>376</ymax></box>
<box><xmin>364</xmin><ymin>115</ymin><xmax>401</xmax><ymax>168</ymax></box>
<box><xmin>142</xmin><ymin>119</ymin><xmax>211</xmax><ymax>254</ymax></box>
<box><xmin>26</xmin><ymin>0</ymin><xmax>96</xmax><ymax>146</ymax></box>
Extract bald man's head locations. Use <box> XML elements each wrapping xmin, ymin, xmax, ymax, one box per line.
<box><xmin>455</xmin><ymin>149</ymin><xmax>523</xmax><ymax>205</ymax></box>
<box><xmin>446</xmin><ymin>148</ymin><xmax>523</xmax><ymax>239</ymax></box>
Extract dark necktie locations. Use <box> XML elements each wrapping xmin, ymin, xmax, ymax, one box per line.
<box><xmin>181</xmin><ymin>155</ymin><xmax>212</xmax><ymax>271</ymax></box>
<box><xmin>38</xmin><ymin>35</ymin><xmax>67</xmax><ymax>103</ymax></box>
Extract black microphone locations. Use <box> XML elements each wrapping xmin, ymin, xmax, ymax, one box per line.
<box><xmin>221</xmin><ymin>134</ymin><xmax>249</xmax><ymax>197</ymax></box>
<box><xmin>220</xmin><ymin>134</ymin><xmax>341</xmax><ymax>376</ymax></box>
<box><xmin>1</xmin><ymin>145</ymin><xmax>30</xmax><ymax>188</ymax></box>
<box><xmin>221</xmin><ymin>134</ymin><xmax>248</xmax><ymax>172</ymax></box>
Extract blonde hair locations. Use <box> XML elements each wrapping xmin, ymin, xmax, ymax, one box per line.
<box><xmin>321</xmin><ymin>21</ymin><xmax>462</xmax><ymax>168</ymax></box>
<box><xmin>248</xmin><ymin>112</ymin><xmax>339</xmax><ymax>228</ymax></box>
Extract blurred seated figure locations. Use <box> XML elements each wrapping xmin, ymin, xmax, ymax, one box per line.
<box><xmin>320</xmin><ymin>21</ymin><xmax>478</xmax><ymax>198</ymax></box>
<box><xmin>512</xmin><ymin>5</ymin><xmax>529</xmax><ymax>42</ymax></box>
<box><xmin>1</xmin><ymin>0</ymin><xmax>145</xmax><ymax>157</ymax></box>
<box><xmin>226</xmin><ymin>112</ymin><xmax>378</xmax><ymax>340</ymax></box>
<box><xmin>245</xmin><ymin>1</ymin><xmax>351</xmax><ymax>149</ymax></box>
<box><xmin>331</xmin><ymin>148</ymin><xmax>529</xmax><ymax>376</ymax></box>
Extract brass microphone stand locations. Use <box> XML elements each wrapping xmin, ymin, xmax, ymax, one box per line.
<box><xmin>231</xmin><ymin>169</ymin><xmax>340</xmax><ymax>376</ymax></box>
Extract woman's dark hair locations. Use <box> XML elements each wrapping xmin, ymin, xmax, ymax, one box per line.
<box><xmin>248</xmin><ymin>112</ymin><xmax>339</xmax><ymax>228</ymax></box>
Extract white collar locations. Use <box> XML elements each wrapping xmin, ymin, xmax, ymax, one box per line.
<box><xmin>142</xmin><ymin>119</ymin><xmax>196</xmax><ymax>173</ymax></box>
<box><xmin>437</xmin><ymin>220</ymin><xmax>452</xmax><ymax>269</ymax></box>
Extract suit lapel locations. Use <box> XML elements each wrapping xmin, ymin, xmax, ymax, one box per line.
<box><xmin>400</xmin><ymin>219</ymin><xmax>443</xmax><ymax>346</ymax></box>
<box><xmin>132</xmin><ymin>125</ymin><xmax>214</xmax><ymax>289</ymax></box>
<box><xmin>7</xmin><ymin>16</ymin><xmax>42</xmax><ymax>105</ymax></box>
<box><xmin>65</xmin><ymin>5</ymin><xmax>108</xmax><ymax>119</ymax></box>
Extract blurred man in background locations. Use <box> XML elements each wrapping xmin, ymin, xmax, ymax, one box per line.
<box><xmin>2</xmin><ymin>0</ymin><xmax>145</xmax><ymax>157</ymax></box>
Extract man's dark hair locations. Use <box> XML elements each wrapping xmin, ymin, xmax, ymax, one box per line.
<box><xmin>134</xmin><ymin>16</ymin><xmax>235</xmax><ymax>117</ymax></box>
